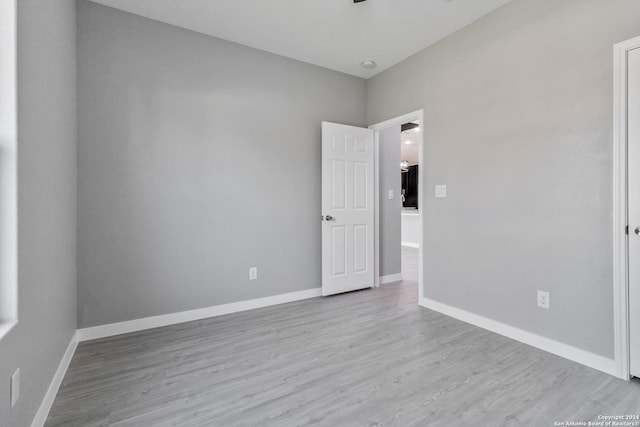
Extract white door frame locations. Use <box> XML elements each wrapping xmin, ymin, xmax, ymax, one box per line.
<box><xmin>613</xmin><ymin>36</ymin><xmax>640</xmax><ymax>380</ymax></box>
<box><xmin>369</xmin><ymin>110</ymin><xmax>425</xmax><ymax>303</ymax></box>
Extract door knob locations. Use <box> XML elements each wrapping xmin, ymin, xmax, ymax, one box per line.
<box><xmin>635</xmin><ymin>226</ymin><xmax>640</xmax><ymax>236</ymax></box>
<box><xmin>325</xmin><ymin>215</ymin><xmax>334</xmax><ymax>221</ymax></box>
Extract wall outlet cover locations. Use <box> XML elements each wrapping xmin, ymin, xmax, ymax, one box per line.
<box><xmin>435</xmin><ymin>185</ymin><xmax>447</xmax><ymax>198</ymax></box>
<box><xmin>249</xmin><ymin>267</ymin><xmax>258</xmax><ymax>280</ymax></box>
<box><xmin>537</xmin><ymin>290</ymin><xmax>550</xmax><ymax>309</ymax></box>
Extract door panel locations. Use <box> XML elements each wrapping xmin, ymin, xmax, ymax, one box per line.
<box><xmin>629</xmin><ymin>47</ymin><xmax>640</xmax><ymax>378</ymax></box>
<box><xmin>322</xmin><ymin>122</ymin><xmax>374</xmax><ymax>296</ymax></box>
<box><xmin>353</xmin><ymin>162</ymin><xmax>368</xmax><ymax>209</ymax></box>
<box><xmin>353</xmin><ymin>224</ymin><xmax>368</xmax><ymax>273</ymax></box>
<box><xmin>331</xmin><ymin>226</ymin><xmax>347</xmax><ymax>277</ymax></box>
<box><xmin>331</xmin><ymin>160</ymin><xmax>346</xmax><ymax>210</ymax></box>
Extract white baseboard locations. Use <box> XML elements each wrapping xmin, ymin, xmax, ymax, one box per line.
<box><xmin>379</xmin><ymin>273</ymin><xmax>403</xmax><ymax>285</ymax></box>
<box><xmin>78</xmin><ymin>288</ymin><xmax>322</xmax><ymax>341</ymax></box>
<box><xmin>401</xmin><ymin>242</ymin><xmax>419</xmax><ymax>248</ymax></box>
<box><xmin>420</xmin><ymin>297</ymin><xmax>617</xmax><ymax>377</ymax></box>
<box><xmin>31</xmin><ymin>331</ymin><xmax>79</xmax><ymax>427</ymax></box>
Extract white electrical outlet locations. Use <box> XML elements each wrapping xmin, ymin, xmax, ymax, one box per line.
<box><xmin>11</xmin><ymin>368</ymin><xmax>20</xmax><ymax>408</ymax></box>
<box><xmin>388</xmin><ymin>190</ymin><xmax>394</xmax><ymax>200</ymax></box>
<box><xmin>249</xmin><ymin>267</ymin><xmax>258</xmax><ymax>280</ymax></box>
<box><xmin>537</xmin><ymin>290</ymin><xmax>550</xmax><ymax>309</ymax></box>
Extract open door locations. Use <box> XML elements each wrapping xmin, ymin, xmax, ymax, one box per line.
<box><xmin>321</xmin><ymin>122</ymin><xmax>374</xmax><ymax>296</ymax></box>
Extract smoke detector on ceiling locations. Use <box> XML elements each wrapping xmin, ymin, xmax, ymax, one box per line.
<box><xmin>361</xmin><ymin>60</ymin><xmax>376</xmax><ymax>69</ymax></box>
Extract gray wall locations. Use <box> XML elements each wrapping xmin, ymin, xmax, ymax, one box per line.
<box><xmin>77</xmin><ymin>1</ymin><xmax>366</xmax><ymax>328</ymax></box>
<box><xmin>367</xmin><ymin>0</ymin><xmax>640</xmax><ymax>358</ymax></box>
<box><xmin>379</xmin><ymin>126</ymin><xmax>401</xmax><ymax>277</ymax></box>
<box><xmin>0</xmin><ymin>0</ymin><xmax>77</xmax><ymax>426</ymax></box>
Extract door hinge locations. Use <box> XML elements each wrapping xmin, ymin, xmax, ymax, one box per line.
<box><xmin>626</xmin><ymin>225</ymin><xmax>629</xmax><ymax>235</ymax></box>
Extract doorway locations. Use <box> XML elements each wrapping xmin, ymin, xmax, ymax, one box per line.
<box><xmin>370</xmin><ymin>110</ymin><xmax>424</xmax><ymax>302</ymax></box>
<box><xmin>613</xmin><ymin>36</ymin><xmax>640</xmax><ymax>380</ymax></box>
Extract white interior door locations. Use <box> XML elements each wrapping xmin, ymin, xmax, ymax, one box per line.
<box><xmin>321</xmin><ymin>122</ymin><xmax>374</xmax><ymax>296</ymax></box>
<box><xmin>629</xmin><ymin>47</ymin><xmax>640</xmax><ymax>378</ymax></box>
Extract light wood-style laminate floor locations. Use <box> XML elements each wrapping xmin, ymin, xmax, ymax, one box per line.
<box><xmin>46</xmin><ymin>248</ymin><xmax>640</xmax><ymax>426</ymax></box>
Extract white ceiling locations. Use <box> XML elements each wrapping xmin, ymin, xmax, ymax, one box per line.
<box><xmin>88</xmin><ymin>0</ymin><xmax>513</xmax><ymax>79</ymax></box>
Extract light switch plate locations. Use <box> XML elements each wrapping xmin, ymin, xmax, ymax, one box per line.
<box><xmin>435</xmin><ymin>185</ymin><xmax>447</xmax><ymax>198</ymax></box>
<box><xmin>388</xmin><ymin>190</ymin><xmax>394</xmax><ymax>200</ymax></box>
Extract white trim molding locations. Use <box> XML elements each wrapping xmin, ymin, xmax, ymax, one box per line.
<box><xmin>420</xmin><ymin>298</ymin><xmax>617</xmax><ymax>377</ymax></box>
<box><xmin>31</xmin><ymin>331</ymin><xmax>79</xmax><ymax>427</ymax></box>
<box><xmin>612</xmin><ymin>36</ymin><xmax>640</xmax><ymax>380</ymax></box>
<box><xmin>370</xmin><ymin>109</ymin><xmax>425</xmax><ymax>304</ymax></box>
<box><xmin>78</xmin><ymin>288</ymin><xmax>322</xmax><ymax>341</ymax></box>
<box><xmin>0</xmin><ymin>0</ymin><xmax>18</xmax><ymax>340</ymax></box>
<box><xmin>401</xmin><ymin>242</ymin><xmax>419</xmax><ymax>249</ymax></box>
<box><xmin>373</xmin><ymin>129</ymin><xmax>381</xmax><ymax>287</ymax></box>
<box><xmin>379</xmin><ymin>273</ymin><xmax>403</xmax><ymax>285</ymax></box>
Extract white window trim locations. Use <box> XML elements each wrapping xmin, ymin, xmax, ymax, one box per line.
<box><xmin>0</xmin><ymin>0</ymin><xmax>18</xmax><ymax>339</ymax></box>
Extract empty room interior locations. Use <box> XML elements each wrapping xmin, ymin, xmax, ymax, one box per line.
<box><xmin>2</xmin><ymin>0</ymin><xmax>640</xmax><ymax>426</ymax></box>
